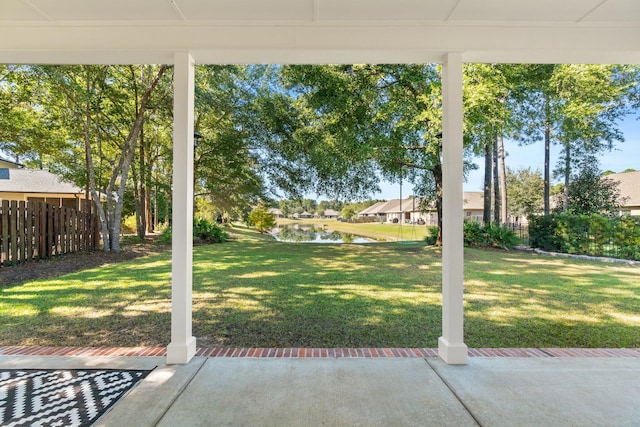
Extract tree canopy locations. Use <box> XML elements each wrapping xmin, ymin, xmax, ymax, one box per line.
<box><xmin>1</xmin><ymin>63</ymin><xmax>638</xmax><ymax>249</ymax></box>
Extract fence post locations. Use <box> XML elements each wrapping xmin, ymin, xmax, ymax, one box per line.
<box><xmin>1</xmin><ymin>200</ymin><xmax>8</xmax><ymax>266</ymax></box>
<box><xmin>10</xmin><ymin>201</ymin><xmax>18</xmax><ymax>265</ymax></box>
<box><xmin>26</xmin><ymin>201</ymin><xmax>34</xmax><ymax>262</ymax></box>
<box><xmin>47</xmin><ymin>202</ymin><xmax>54</xmax><ymax>258</ymax></box>
<box><xmin>18</xmin><ymin>201</ymin><xmax>26</xmax><ymax>264</ymax></box>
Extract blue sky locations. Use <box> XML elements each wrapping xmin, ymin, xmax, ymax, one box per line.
<box><xmin>374</xmin><ymin>112</ymin><xmax>639</xmax><ymax>200</ymax></box>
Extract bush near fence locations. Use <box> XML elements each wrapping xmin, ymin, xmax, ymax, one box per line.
<box><xmin>528</xmin><ymin>213</ymin><xmax>640</xmax><ymax>261</ymax></box>
<box><xmin>0</xmin><ymin>199</ymin><xmax>100</xmax><ymax>267</ymax></box>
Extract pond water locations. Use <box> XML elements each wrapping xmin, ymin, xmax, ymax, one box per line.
<box><xmin>271</xmin><ymin>224</ymin><xmax>376</xmax><ymax>244</ymax></box>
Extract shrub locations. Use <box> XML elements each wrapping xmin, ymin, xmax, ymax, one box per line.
<box><xmin>159</xmin><ymin>226</ymin><xmax>172</xmax><ymax>244</ymax></box>
<box><xmin>423</xmin><ymin>223</ymin><xmax>519</xmax><ymax>250</ymax></box>
<box><xmin>528</xmin><ymin>214</ymin><xmax>560</xmax><ymax>251</ymax></box>
<box><xmin>158</xmin><ymin>218</ymin><xmax>229</xmax><ymax>245</ymax></box>
<box><xmin>193</xmin><ymin>217</ymin><xmax>229</xmax><ymax>244</ymax></box>
<box><xmin>463</xmin><ymin>221</ymin><xmax>488</xmax><ymax>247</ymax></box>
<box><xmin>248</xmin><ymin>207</ymin><xmax>276</xmax><ymax>234</ymax></box>
<box><xmin>463</xmin><ymin>222</ymin><xmax>519</xmax><ymax>250</ymax></box>
<box><xmin>528</xmin><ymin>213</ymin><xmax>640</xmax><ymax>260</ymax></box>
<box><xmin>423</xmin><ymin>226</ymin><xmax>439</xmax><ymax>245</ymax></box>
<box><xmin>485</xmin><ymin>223</ymin><xmax>520</xmax><ymax>250</ymax></box>
<box><xmin>121</xmin><ymin>215</ymin><xmax>137</xmax><ymax>235</ymax></box>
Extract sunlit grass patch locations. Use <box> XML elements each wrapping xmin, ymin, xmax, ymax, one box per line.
<box><xmin>0</xmin><ymin>229</ymin><xmax>638</xmax><ymax>349</ymax></box>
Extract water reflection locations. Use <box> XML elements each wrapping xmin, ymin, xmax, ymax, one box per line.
<box><xmin>271</xmin><ymin>224</ymin><xmax>375</xmax><ymax>244</ymax></box>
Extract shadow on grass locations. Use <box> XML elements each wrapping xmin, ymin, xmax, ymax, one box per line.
<box><xmin>0</xmin><ymin>241</ymin><xmax>638</xmax><ymax>349</ymax></box>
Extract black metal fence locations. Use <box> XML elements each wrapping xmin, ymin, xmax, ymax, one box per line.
<box><xmin>505</xmin><ymin>223</ymin><xmax>529</xmax><ymax>246</ymax></box>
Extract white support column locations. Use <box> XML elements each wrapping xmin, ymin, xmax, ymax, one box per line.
<box><xmin>438</xmin><ymin>52</ymin><xmax>468</xmax><ymax>365</ymax></box>
<box><xmin>167</xmin><ymin>51</ymin><xmax>196</xmax><ymax>364</ymax></box>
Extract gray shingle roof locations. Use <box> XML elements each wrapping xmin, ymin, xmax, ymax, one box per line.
<box><xmin>0</xmin><ymin>169</ymin><xmax>83</xmax><ymax>194</ymax></box>
<box><xmin>606</xmin><ymin>171</ymin><xmax>640</xmax><ymax>208</ymax></box>
<box><xmin>358</xmin><ymin>192</ymin><xmax>486</xmax><ymax>216</ymax></box>
<box><xmin>358</xmin><ymin>201</ymin><xmax>387</xmax><ymax>215</ymax></box>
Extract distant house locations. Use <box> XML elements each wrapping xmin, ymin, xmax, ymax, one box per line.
<box><xmin>0</xmin><ymin>168</ymin><xmax>89</xmax><ymax>210</ymax></box>
<box><xmin>608</xmin><ymin>170</ymin><xmax>640</xmax><ymax>216</ymax></box>
<box><xmin>462</xmin><ymin>192</ymin><xmax>485</xmax><ymax>223</ymax></box>
<box><xmin>357</xmin><ymin>192</ymin><xmax>486</xmax><ymax>224</ymax></box>
<box><xmin>358</xmin><ymin>201</ymin><xmax>387</xmax><ymax>221</ymax></box>
<box><xmin>0</xmin><ymin>157</ymin><xmax>23</xmax><ymax>169</ymax></box>
<box><xmin>267</xmin><ymin>208</ymin><xmax>285</xmax><ymax>218</ymax></box>
<box><xmin>293</xmin><ymin>211</ymin><xmax>314</xmax><ymax>219</ymax></box>
<box><xmin>323</xmin><ymin>209</ymin><xmax>340</xmax><ymax>218</ymax></box>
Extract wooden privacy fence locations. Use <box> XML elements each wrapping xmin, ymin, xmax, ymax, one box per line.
<box><xmin>0</xmin><ymin>199</ymin><xmax>101</xmax><ymax>267</ymax></box>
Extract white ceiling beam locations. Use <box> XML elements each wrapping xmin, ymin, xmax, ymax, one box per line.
<box><xmin>169</xmin><ymin>0</ymin><xmax>188</xmax><ymax>22</ymax></box>
<box><xmin>21</xmin><ymin>0</ymin><xmax>53</xmax><ymax>21</ymax></box>
<box><xmin>1</xmin><ymin>22</ymin><xmax>638</xmax><ymax>65</ymax></box>
<box><xmin>577</xmin><ymin>0</ymin><xmax>609</xmax><ymax>23</ymax></box>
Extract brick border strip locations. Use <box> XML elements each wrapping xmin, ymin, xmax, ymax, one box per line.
<box><xmin>1</xmin><ymin>346</ymin><xmax>639</xmax><ymax>358</ymax></box>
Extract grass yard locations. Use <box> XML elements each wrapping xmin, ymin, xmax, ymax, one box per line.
<box><xmin>1</xmin><ymin>225</ymin><xmax>638</xmax><ymax>349</ymax></box>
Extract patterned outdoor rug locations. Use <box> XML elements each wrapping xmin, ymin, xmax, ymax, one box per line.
<box><xmin>0</xmin><ymin>368</ymin><xmax>152</xmax><ymax>427</ymax></box>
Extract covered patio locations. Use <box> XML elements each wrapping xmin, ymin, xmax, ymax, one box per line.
<box><xmin>2</xmin><ymin>347</ymin><xmax>639</xmax><ymax>426</ymax></box>
<box><xmin>1</xmin><ymin>0</ymin><xmax>639</xmax><ymax>361</ymax></box>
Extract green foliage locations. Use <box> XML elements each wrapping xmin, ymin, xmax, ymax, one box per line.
<box><xmin>463</xmin><ymin>222</ymin><xmax>489</xmax><ymax>247</ymax></box>
<box><xmin>423</xmin><ymin>222</ymin><xmax>519</xmax><ymax>249</ymax></box>
<box><xmin>277</xmin><ymin>199</ymin><xmax>317</xmax><ymax>216</ymax></box>
<box><xmin>528</xmin><ymin>214</ymin><xmax>561</xmax><ymax>251</ymax></box>
<box><xmin>556</xmin><ymin>158</ymin><xmax>625</xmax><ymax>216</ymax></box>
<box><xmin>423</xmin><ymin>226</ymin><xmax>438</xmax><ymax>246</ymax></box>
<box><xmin>193</xmin><ymin>218</ymin><xmax>230</xmax><ymax>244</ymax></box>
<box><xmin>463</xmin><ymin>222</ymin><xmax>520</xmax><ymax>250</ymax></box>
<box><xmin>529</xmin><ymin>213</ymin><xmax>640</xmax><ymax>260</ymax></box>
<box><xmin>121</xmin><ymin>215</ymin><xmax>138</xmax><ymax>235</ymax></box>
<box><xmin>158</xmin><ymin>218</ymin><xmax>229</xmax><ymax>245</ymax></box>
<box><xmin>248</xmin><ymin>207</ymin><xmax>277</xmax><ymax>234</ymax></box>
<box><xmin>506</xmin><ymin>167</ymin><xmax>544</xmax><ymax>217</ymax></box>
<box><xmin>340</xmin><ymin>206</ymin><xmax>357</xmax><ymax>220</ymax></box>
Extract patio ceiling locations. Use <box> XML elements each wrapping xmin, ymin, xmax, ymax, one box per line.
<box><xmin>1</xmin><ymin>0</ymin><xmax>639</xmax><ymax>64</ymax></box>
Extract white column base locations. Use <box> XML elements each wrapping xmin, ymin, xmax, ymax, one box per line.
<box><xmin>438</xmin><ymin>337</ymin><xmax>468</xmax><ymax>365</ymax></box>
<box><xmin>167</xmin><ymin>336</ymin><xmax>196</xmax><ymax>364</ymax></box>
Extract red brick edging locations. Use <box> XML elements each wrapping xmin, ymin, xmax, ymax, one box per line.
<box><xmin>1</xmin><ymin>346</ymin><xmax>639</xmax><ymax>358</ymax></box>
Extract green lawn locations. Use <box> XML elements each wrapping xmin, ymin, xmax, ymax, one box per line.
<box><xmin>1</xmin><ymin>226</ymin><xmax>638</xmax><ymax>348</ymax></box>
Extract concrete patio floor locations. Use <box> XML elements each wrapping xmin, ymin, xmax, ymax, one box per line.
<box><xmin>1</xmin><ymin>352</ymin><xmax>638</xmax><ymax>426</ymax></box>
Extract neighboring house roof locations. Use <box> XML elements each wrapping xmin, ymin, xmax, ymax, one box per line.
<box><xmin>323</xmin><ymin>209</ymin><xmax>340</xmax><ymax>216</ymax></box>
<box><xmin>383</xmin><ymin>198</ymin><xmax>416</xmax><ymax>214</ymax></box>
<box><xmin>0</xmin><ymin>157</ymin><xmax>23</xmax><ymax>169</ymax></box>
<box><xmin>358</xmin><ymin>201</ymin><xmax>386</xmax><ymax>216</ymax></box>
<box><xmin>463</xmin><ymin>192</ymin><xmax>485</xmax><ymax>211</ymax></box>
<box><xmin>372</xmin><ymin>199</ymin><xmax>402</xmax><ymax>214</ymax></box>
<box><xmin>268</xmin><ymin>208</ymin><xmax>282</xmax><ymax>216</ymax></box>
<box><xmin>0</xmin><ymin>169</ymin><xmax>83</xmax><ymax>194</ymax></box>
<box><xmin>358</xmin><ymin>193</ymin><xmax>486</xmax><ymax>216</ymax></box>
<box><xmin>606</xmin><ymin>171</ymin><xmax>640</xmax><ymax>208</ymax></box>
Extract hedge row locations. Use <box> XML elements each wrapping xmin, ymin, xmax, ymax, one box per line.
<box><xmin>528</xmin><ymin>213</ymin><xmax>640</xmax><ymax>261</ymax></box>
<box><xmin>423</xmin><ymin>222</ymin><xmax>520</xmax><ymax>250</ymax></box>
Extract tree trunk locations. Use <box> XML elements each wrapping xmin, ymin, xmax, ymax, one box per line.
<box><xmin>563</xmin><ymin>141</ymin><xmax>570</xmax><ymax>212</ymax></box>
<box><xmin>137</xmin><ymin>124</ymin><xmax>147</xmax><ymax>239</ymax></box>
<box><xmin>433</xmin><ymin>163</ymin><xmax>443</xmax><ymax>246</ymax></box>
<box><xmin>132</xmin><ymin>160</ymin><xmax>142</xmax><ymax>237</ymax></box>
<box><xmin>483</xmin><ymin>142</ymin><xmax>492</xmax><ymax>225</ymax></box>
<box><xmin>493</xmin><ymin>134</ymin><xmax>500</xmax><ymax>224</ymax></box>
<box><xmin>543</xmin><ymin>99</ymin><xmax>551</xmax><ymax>215</ymax></box>
<box><xmin>498</xmin><ymin>133</ymin><xmax>507</xmax><ymax>223</ymax></box>
<box><xmin>82</xmin><ymin>73</ymin><xmax>110</xmax><ymax>251</ymax></box>
<box><xmin>145</xmin><ymin>139</ymin><xmax>154</xmax><ymax>233</ymax></box>
<box><xmin>110</xmin><ymin>65</ymin><xmax>168</xmax><ymax>252</ymax></box>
